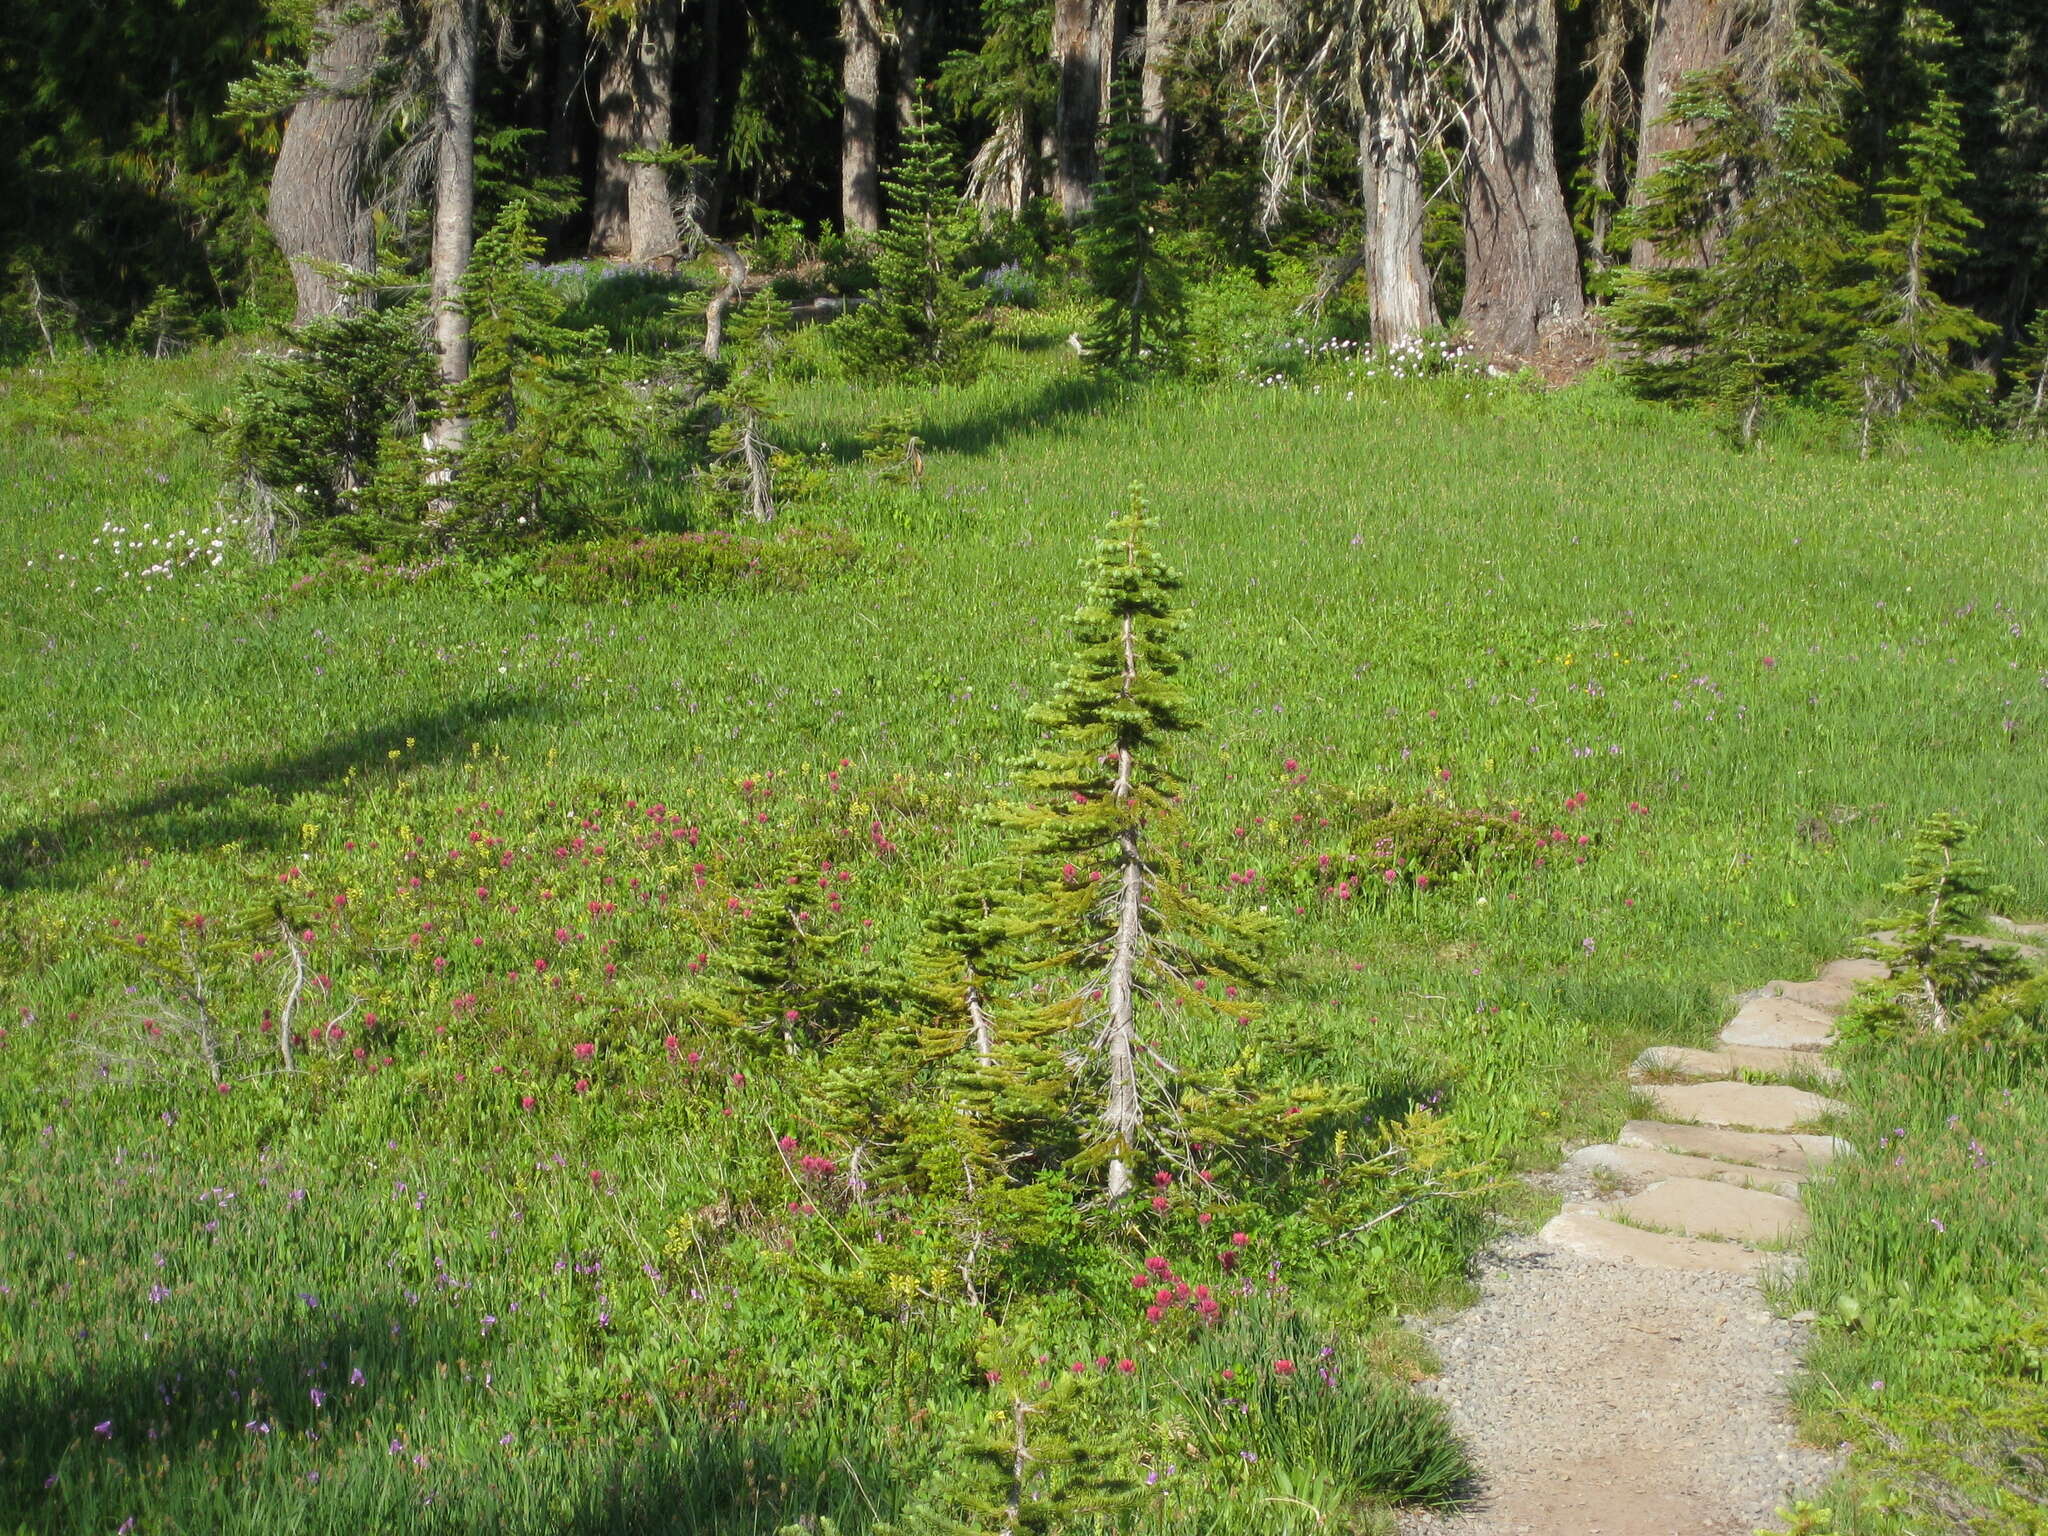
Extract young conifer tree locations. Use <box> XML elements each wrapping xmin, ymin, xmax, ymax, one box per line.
<box><xmin>1614</xmin><ymin>43</ymin><xmax>1858</xmax><ymax>445</ymax></box>
<box><xmin>1830</xmin><ymin>85</ymin><xmax>1992</xmax><ymax>455</ymax></box>
<box><xmin>991</xmin><ymin>492</ymin><xmax>1276</xmax><ymax>1201</ymax></box>
<box><xmin>832</xmin><ymin>106</ymin><xmax>990</xmax><ymax>383</ymax></box>
<box><xmin>2007</xmin><ymin>307</ymin><xmax>2048</xmax><ymax>439</ymax></box>
<box><xmin>444</xmin><ymin>202</ymin><xmax>629</xmax><ymax>545</ymax></box>
<box><xmin>1080</xmin><ymin>74</ymin><xmax>1183</xmax><ymax>371</ymax></box>
<box><xmin>707</xmin><ymin>847</ymin><xmax>884</xmax><ymax>1056</ymax></box>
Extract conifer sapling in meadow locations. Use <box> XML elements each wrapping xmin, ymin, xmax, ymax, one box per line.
<box><xmin>993</xmin><ymin>492</ymin><xmax>1292</xmax><ymax>1201</ymax></box>
<box><xmin>832</xmin><ymin>106</ymin><xmax>990</xmax><ymax>384</ymax></box>
<box><xmin>1080</xmin><ymin>75</ymin><xmax>1184</xmax><ymax>372</ymax></box>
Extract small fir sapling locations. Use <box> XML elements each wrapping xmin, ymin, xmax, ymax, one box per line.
<box><xmin>2003</xmin><ymin>306</ymin><xmax>2048</xmax><ymax>438</ymax></box>
<box><xmin>832</xmin><ymin>107</ymin><xmax>990</xmax><ymax>383</ymax></box>
<box><xmin>1828</xmin><ymin>82</ymin><xmax>1992</xmax><ymax>455</ymax></box>
<box><xmin>1844</xmin><ymin>813</ymin><xmax>2029</xmax><ymax>1040</ymax></box>
<box><xmin>699</xmin><ymin>293</ymin><xmax>791</xmax><ymax>521</ymax></box>
<box><xmin>1079</xmin><ymin>75</ymin><xmax>1184</xmax><ymax>372</ymax></box>
<box><xmin>1613</xmin><ymin>44</ymin><xmax>1858</xmax><ymax>445</ymax></box>
<box><xmin>704</xmin><ymin>847</ymin><xmax>888</xmax><ymax>1056</ymax></box>
<box><xmin>990</xmin><ymin>492</ymin><xmax>1328</xmax><ymax>1201</ymax></box>
<box><xmin>440</xmin><ymin>202</ymin><xmax>631</xmax><ymax>546</ymax></box>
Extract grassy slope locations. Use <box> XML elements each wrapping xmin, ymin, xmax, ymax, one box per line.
<box><xmin>2</xmin><ymin>333</ymin><xmax>2046</xmax><ymax>1532</ymax></box>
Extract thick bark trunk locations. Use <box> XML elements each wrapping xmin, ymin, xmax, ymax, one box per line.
<box><xmin>895</xmin><ymin>0</ymin><xmax>930</xmax><ymax>139</ymax></box>
<box><xmin>428</xmin><ymin>0</ymin><xmax>477</xmax><ymax>454</ymax></box>
<box><xmin>1630</xmin><ymin>0</ymin><xmax>1750</xmax><ymax>267</ymax></box>
<box><xmin>1140</xmin><ymin>0</ymin><xmax>1176</xmax><ymax>162</ymax></box>
<box><xmin>1054</xmin><ymin>0</ymin><xmax>1104</xmax><ymax>221</ymax></box>
<box><xmin>841</xmin><ymin>0</ymin><xmax>884</xmax><ymax>233</ymax></box>
<box><xmin>1460</xmin><ymin>0</ymin><xmax>1586</xmax><ymax>361</ymax></box>
<box><xmin>626</xmin><ymin>0</ymin><xmax>681</xmax><ymax>268</ymax></box>
<box><xmin>268</xmin><ymin>1</ymin><xmax>384</xmax><ymax>324</ymax></box>
<box><xmin>590</xmin><ymin>25</ymin><xmax>634</xmax><ymax>256</ymax></box>
<box><xmin>1361</xmin><ymin>47</ymin><xmax>1438</xmax><ymax>347</ymax></box>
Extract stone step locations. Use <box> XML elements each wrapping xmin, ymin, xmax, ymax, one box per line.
<box><xmin>1536</xmin><ymin>1206</ymin><xmax>1769</xmax><ymax>1274</ymax></box>
<box><xmin>1631</xmin><ymin>1044</ymin><xmax>1843</xmax><ymax>1085</ymax></box>
<box><xmin>1604</xmin><ymin>1177</ymin><xmax>1810</xmax><ymax>1245</ymax></box>
<box><xmin>1870</xmin><ymin>928</ymin><xmax>2046</xmax><ymax>962</ymax></box>
<box><xmin>1818</xmin><ymin>958</ymin><xmax>1888</xmax><ymax>985</ymax></box>
<box><xmin>1718</xmin><ymin>995</ymin><xmax>1837</xmax><ymax>1052</ymax></box>
<box><xmin>1641</xmin><ymin>1080</ymin><xmax>1849</xmax><ymax>1132</ymax></box>
<box><xmin>1563</xmin><ymin>1142</ymin><xmax>1808</xmax><ymax>1198</ymax></box>
<box><xmin>1619</xmin><ymin>1119</ymin><xmax>1850</xmax><ymax>1174</ymax></box>
<box><xmin>1753</xmin><ymin>977</ymin><xmax>1859</xmax><ymax>1013</ymax></box>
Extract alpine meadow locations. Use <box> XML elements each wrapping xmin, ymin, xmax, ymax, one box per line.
<box><xmin>2</xmin><ymin>2</ymin><xmax>2047</xmax><ymax>1534</ymax></box>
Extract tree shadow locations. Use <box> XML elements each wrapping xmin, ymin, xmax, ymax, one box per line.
<box><xmin>920</xmin><ymin>370</ymin><xmax>1127</xmax><ymax>459</ymax></box>
<box><xmin>0</xmin><ymin>693</ymin><xmax>552</xmax><ymax>892</ymax></box>
<box><xmin>2</xmin><ymin>1304</ymin><xmax>915</xmax><ymax>1533</ymax></box>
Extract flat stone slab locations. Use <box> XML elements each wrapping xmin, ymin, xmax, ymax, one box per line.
<box><xmin>1719</xmin><ymin>995</ymin><xmax>1837</xmax><ymax>1051</ymax></box>
<box><xmin>1633</xmin><ymin>1044</ymin><xmax>1843</xmax><ymax>1084</ymax></box>
<box><xmin>1642</xmin><ymin>1081</ymin><xmax>1848</xmax><ymax>1132</ymax></box>
<box><xmin>1536</xmin><ymin>1207</ymin><xmax>1769</xmax><ymax>1274</ymax></box>
<box><xmin>1758</xmin><ymin>977</ymin><xmax>1859</xmax><ymax>1013</ymax></box>
<box><xmin>1619</xmin><ymin>1119</ymin><xmax>1850</xmax><ymax>1174</ymax></box>
<box><xmin>1991</xmin><ymin>915</ymin><xmax>2048</xmax><ymax>939</ymax></box>
<box><xmin>1818</xmin><ymin>958</ymin><xmax>1888</xmax><ymax>984</ymax></box>
<box><xmin>1609</xmin><ymin>1177</ymin><xmax>1810</xmax><ymax>1245</ymax></box>
<box><xmin>1871</xmin><ymin>928</ymin><xmax>2046</xmax><ymax>962</ymax></box>
<box><xmin>1563</xmin><ymin>1142</ymin><xmax>1807</xmax><ymax>1198</ymax></box>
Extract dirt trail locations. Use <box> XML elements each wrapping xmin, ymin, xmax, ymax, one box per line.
<box><xmin>1398</xmin><ymin>961</ymin><xmax>1882</xmax><ymax>1535</ymax></box>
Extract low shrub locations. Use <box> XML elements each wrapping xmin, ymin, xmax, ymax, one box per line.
<box><xmin>534</xmin><ymin>526</ymin><xmax>863</xmax><ymax>600</ymax></box>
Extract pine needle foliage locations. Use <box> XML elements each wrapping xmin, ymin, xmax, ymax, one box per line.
<box><xmin>991</xmin><ymin>491</ymin><xmax>1331</xmax><ymax>1201</ymax></box>
<box><xmin>1080</xmin><ymin>75</ymin><xmax>1184</xmax><ymax>372</ymax></box>
<box><xmin>1613</xmin><ymin>46</ymin><xmax>1859</xmax><ymax>446</ymax></box>
<box><xmin>442</xmin><ymin>203</ymin><xmax>631</xmax><ymax>548</ymax></box>
<box><xmin>698</xmin><ymin>294</ymin><xmax>791</xmax><ymax>522</ymax></box>
<box><xmin>1829</xmin><ymin>83</ymin><xmax>1993</xmax><ymax>454</ymax></box>
<box><xmin>832</xmin><ymin>110</ymin><xmax>990</xmax><ymax>384</ymax></box>
<box><xmin>2002</xmin><ymin>305</ymin><xmax>2048</xmax><ymax>439</ymax></box>
<box><xmin>1842</xmin><ymin>813</ymin><xmax>2029</xmax><ymax>1042</ymax></box>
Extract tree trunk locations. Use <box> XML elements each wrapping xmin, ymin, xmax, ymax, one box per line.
<box><xmin>895</xmin><ymin>0</ymin><xmax>930</xmax><ymax>139</ymax></box>
<box><xmin>626</xmin><ymin>0</ymin><xmax>681</xmax><ymax>268</ymax></box>
<box><xmin>841</xmin><ymin>0</ymin><xmax>884</xmax><ymax>233</ymax></box>
<box><xmin>1103</xmin><ymin>824</ymin><xmax>1144</xmax><ymax>1202</ymax></box>
<box><xmin>1054</xmin><ymin>0</ymin><xmax>1105</xmax><ymax>221</ymax></box>
<box><xmin>1140</xmin><ymin>0</ymin><xmax>1177</xmax><ymax>161</ymax></box>
<box><xmin>545</xmin><ymin>0</ymin><xmax>586</xmax><ymax>183</ymax></box>
<box><xmin>693</xmin><ymin>0</ymin><xmax>727</xmax><ymax>232</ymax></box>
<box><xmin>268</xmin><ymin>0</ymin><xmax>384</xmax><ymax>325</ymax></box>
<box><xmin>1459</xmin><ymin>0</ymin><xmax>1586</xmax><ymax>361</ymax></box>
<box><xmin>1361</xmin><ymin>46</ymin><xmax>1438</xmax><ymax>347</ymax></box>
<box><xmin>590</xmin><ymin>21</ymin><xmax>633</xmax><ymax>256</ymax></box>
<box><xmin>1630</xmin><ymin>0</ymin><xmax>1750</xmax><ymax>267</ymax></box>
<box><xmin>428</xmin><ymin>0</ymin><xmax>477</xmax><ymax>454</ymax></box>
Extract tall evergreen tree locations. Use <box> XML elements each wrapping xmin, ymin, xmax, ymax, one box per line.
<box><xmin>832</xmin><ymin>109</ymin><xmax>991</xmax><ymax>382</ymax></box>
<box><xmin>1080</xmin><ymin>75</ymin><xmax>1184</xmax><ymax>370</ymax></box>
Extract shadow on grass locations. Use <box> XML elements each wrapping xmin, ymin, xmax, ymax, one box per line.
<box><xmin>921</xmin><ymin>370</ymin><xmax>1126</xmax><ymax>459</ymax></box>
<box><xmin>0</xmin><ymin>693</ymin><xmax>552</xmax><ymax>892</ymax></box>
<box><xmin>4</xmin><ymin>1309</ymin><xmax>913</xmax><ymax>1533</ymax></box>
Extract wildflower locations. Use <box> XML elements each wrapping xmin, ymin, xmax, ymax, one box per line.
<box><xmin>349</xmin><ymin>1368</ymin><xmax>365</xmax><ymax>1386</ymax></box>
<box><xmin>94</xmin><ymin>1420</ymin><xmax>114</xmax><ymax>1438</ymax></box>
<box><xmin>572</xmin><ymin>1042</ymin><xmax>595</xmax><ymax>1059</ymax></box>
<box><xmin>1150</xmin><ymin>1195</ymin><xmax>1169</xmax><ymax>1212</ymax></box>
<box><xmin>310</xmin><ymin>1387</ymin><xmax>327</xmax><ymax>1408</ymax></box>
<box><xmin>1117</xmin><ymin>1358</ymin><xmax>1135</xmax><ymax>1373</ymax></box>
<box><xmin>1197</xmin><ymin>1211</ymin><xmax>1214</xmax><ymax>1226</ymax></box>
<box><xmin>499</xmin><ymin>1432</ymin><xmax>515</xmax><ymax>1446</ymax></box>
<box><xmin>1144</xmin><ymin>1255</ymin><xmax>1171</xmax><ymax>1274</ymax></box>
<box><xmin>1144</xmin><ymin>1305</ymin><xmax>1165</xmax><ymax>1322</ymax></box>
<box><xmin>778</xmin><ymin>1135</ymin><xmax>800</xmax><ymax>1153</ymax></box>
<box><xmin>574</xmin><ymin>1078</ymin><xmax>590</xmax><ymax>1093</ymax></box>
<box><xmin>1153</xmin><ymin>1170</ymin><xmax>1172</xmax><ymax>1187</ymax></box>
<box><xmin>1230</xmin><ymin>1232</ymin><xmax>1248</xmax><ymax>1247</ymax></box>
<box><xmin>520</xmin><ymin>1096</ymin><xmax>536</xmax><ymax>1111</ymax></box>
<box><xmin>1272</xmin><ymin>1359</ymin><xmax>1296</xmax><ymax>1376</ymax></box>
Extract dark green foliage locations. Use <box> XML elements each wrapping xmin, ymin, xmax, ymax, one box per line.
<box><xmin>532</xmin><ymin>527</ymin><xmax>863</xmax><ymax>599</ymax></box>
<box><xmin>2002</xmin><ymin>306</ymin><xmax>2048</xmax><ymax>437</ymax></box>
<box><xmin>1081</xmin><ymin>76</ymin><xmax>1184</xmax><ymax>372</ymax></box>
<box><xmin>1842</xmin><ymin>813</ymin><xmax>2030</xmax><ymax>1042</ymax></box>
<box><xmin>441</xmin><ymin>204</ymin><xmax>634</xmax><ymax>548</ymax></box>
<box><xmin>1613</xmin><ymin>49</ymin><xmax>1860</xmax><ymax>445</ymax></box>
<box><xmin>832</xmin><ymin>113</ymin><xmax>990</xmax><ymax>383</ymax></box>
<box><xmin>213</xmin><ymin>301</ymin><xmax>440</xmax><ymax>554</ymax></box>
<box><xmin>700</xmin><ymin>294</ymin><xmax>792</xmax><ymax>521</ymax></box>
<box><xmin>1828</xmin><ymin>57</ymin><xmax>1995</xmax><ymax>450</ymax></box>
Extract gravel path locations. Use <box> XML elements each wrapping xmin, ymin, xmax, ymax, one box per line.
<box><xmin>1397</xmin><ymin>1224</ymin><xmax>1834</xmax><ymax>1535</ymax></box>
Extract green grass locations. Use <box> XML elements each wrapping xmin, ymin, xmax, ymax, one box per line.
<box><xmin>3</xmin><ymin>323</ymin><xmax>2047</xmax><ymax>1532</ymax></box>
